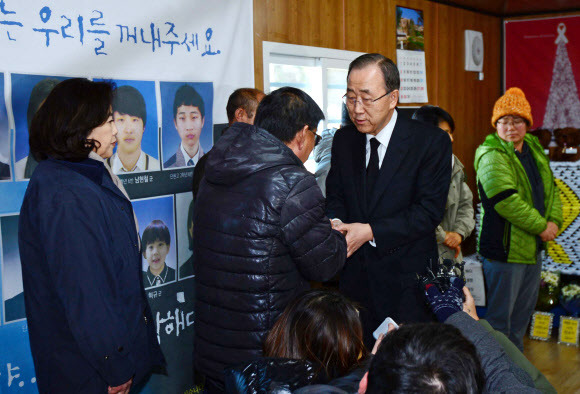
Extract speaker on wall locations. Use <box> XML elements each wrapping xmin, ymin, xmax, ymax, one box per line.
<box><xmin>465</xmin><ymin>30</ymin><xmax>484</xmax><ymax>72</ymax></box>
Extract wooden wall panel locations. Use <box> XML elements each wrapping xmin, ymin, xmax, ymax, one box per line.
<box><xmin>253</xmin><ymin>0</ymin><xmax>345</xmax><ymax>91</ymax></box>
<box><xmin>434</xmin><ymin>6</ymin><xmax>502</xmax><ymax>191</ymax></box>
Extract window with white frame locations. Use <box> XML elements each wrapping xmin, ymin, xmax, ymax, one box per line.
<box><xmin>263</xmin><ymin>42</ymin><xmax>364</xmax><ymax>171</ymax></box>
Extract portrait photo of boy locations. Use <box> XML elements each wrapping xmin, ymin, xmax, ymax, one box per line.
<box><xmin>142</xmin><ymin>220</ymin><xmax>176</xmax><ymax>289</ymax></box>
<box><xmin>175</xmin><ymin>193</ymin><xmax>194</xmax><ymax>279</ymax></box>
<box><xmin>161</xmin><ymin>82</ymin><xmax>213</xmax><ymax>170</ymax></box>
<box><xmin>99</xmin><ymin>80</ymin><xmax>160</xmax><ymax>174</ymax></box>
<box><xmin>133</xmin><ymin>196</ymin><xmax>177</xmax><ymax>291</ymax></box>
<box><xmin>2</xmin><ymin>214</ymin><xmax>25</xmax><ymax>323</ymax></box>
<box><xmin>12</xmin><ymin>75</ymin><xmax>64</xmax><ymax>180</ymax></box>
<box><xmin>0</xmin><ymin>73</ymin><xmax>10</xmax><ymax>181</ymax></box>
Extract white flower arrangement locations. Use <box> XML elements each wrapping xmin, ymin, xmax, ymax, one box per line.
<box><xmin>540</xmin><ymin>271</ymin><xmax>560</xmax><ymax>288</ymax></box>
<box><xmin>561</xmin><ymin>284</ymin><xmax>580</xmax><ymax>300</ymax></box>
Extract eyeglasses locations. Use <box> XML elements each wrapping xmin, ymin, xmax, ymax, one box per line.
<box><xmin>308</xmin><ymin>128</ymin><xmax>321</xmax><ymax>146</ymax></box>
<box><xmin>342</xmin><ymin>90</ymin><xmax>392</xmax><ymax>108</ymax></box>
<box><xmin>497</xmin><ymin>117</ymin><xmax>526</xmax><ymax>127</ymax></box>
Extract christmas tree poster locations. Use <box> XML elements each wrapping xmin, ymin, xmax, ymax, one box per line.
<box><xmin>505</xmin><ymin>16</ymin><xmax>580</xmax><ymax>129</ymax></box>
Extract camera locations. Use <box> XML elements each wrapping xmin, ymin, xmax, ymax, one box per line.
<box><xmin>417</xmin><ymin>258</ymin><xmax>466</xmax><ymax>294</ymax></box>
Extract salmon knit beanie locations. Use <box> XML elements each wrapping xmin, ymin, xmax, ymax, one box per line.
<box><xmin>491</xmin><ymin>87</ymin><xmax>533</xmax><ymax>128</ymax></box>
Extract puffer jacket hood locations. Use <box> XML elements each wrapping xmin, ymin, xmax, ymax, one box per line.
<box><xmin>205</xmin><ymin>122</ymin><xmax>302</xmax><ymax>186</ymax></box>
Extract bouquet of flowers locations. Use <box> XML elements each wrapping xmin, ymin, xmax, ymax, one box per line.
<box><xmin>536</xmin><ymin>271</ymin><xmax>560</xmax><ymax>311</ymax></box>
<box><xmin>560</xmin><ymin>283</ymin><xmax>580</xmax><ymax>317</ymax></box>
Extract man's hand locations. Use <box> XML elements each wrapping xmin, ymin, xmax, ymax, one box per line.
<box><xmin>370</xmin><ymin>323</ymin><xmax>397</xmax><ymax>355</ymax></box>
<box><xmin>330</xmin><ymin>218</ymin><xmax>346</xmax><ymax>235</ymax></box>
<box><xmin>108</xmin><ymin>378</ymin><xmax>133</xmax><ymax>394</ymax></box>
<box><xmin>453</xmin><ymin>245</ymin><xmax>461</xmax><ymax>259</ymax></box>
<box><xmin>335</xmin><ymin>222</ymin><xmax>373</xmax><ymax>257</ymax></box>
<box><xmin>443</xmin><ymin>231</ymin><xmax>462</xmax><ymax>248</ymax></box>
<box><xmin>462</xmin><ymin>287</ymin><xmax>479</xmax><ymax>321</ymax></box>
<box><xmin>540</xmin><ymin>221</ymin><xmax>559</xmax><ymax>242</ymax></box>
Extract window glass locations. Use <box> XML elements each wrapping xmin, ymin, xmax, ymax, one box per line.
<box><xmin>326</xmin><ymin>68</ymin><xmax>348</xmax><ymax>129</ymax></box>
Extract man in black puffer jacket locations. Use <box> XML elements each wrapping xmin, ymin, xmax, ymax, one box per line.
<box><xmin>193</xmin><ymin>87</ymin><xmax>347</xmax><ymax>392</ymax></box>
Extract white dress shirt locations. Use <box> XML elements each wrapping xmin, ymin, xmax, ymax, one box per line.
<box><xmin>181</xmin><ymin>143</ymin><xmax>201</xmax><ymax>166</ymax></box>
<box><xmin>365</xmin><ymin>109</ymin><xmax>398</xmax><ymax>169</ymax></box>
<box><xmin>366</xmin><ymin>109</ymin><xmax>398</xmax><ymax>247</ymax></box>
<box><xmin>111</xmin><ymin>151</ymin><xmax>145</xmax><ymax>173</ymax></box>
<box><xmin>333</xmin><ymin>110</ymin><xmax>399</xmax><ymax>248</ymax></box>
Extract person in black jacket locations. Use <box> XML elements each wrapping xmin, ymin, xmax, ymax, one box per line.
<box><xmin>193</xmin><ymin>87</ymin><xmax>347</xmax><ymax>392</ymax></box>
<box><xmin>326</xmin><ymin>54</ymin><xmax>452</xmax><ymax>347</ymax></box>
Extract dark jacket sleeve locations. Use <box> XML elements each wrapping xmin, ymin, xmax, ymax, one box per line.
<box><xmin>369</xmin><ymin>130</ymin><xmax>452</xmax><ymax>254</ymax></box>
<box><xmin>446</xmin><ymin>312</ymin><xmax>541</xmax><ymax>393</ymax></box>
<box><xmin>192</xmin><ymin>153</ymin><xmax>209</xmax><ymax>202</ymax></box>
<box><xmin>39</xmin><ymin>187</ymin><xmax>136</xmax><ymax>386</ymax></box>
<box><xmin>325</xmin><ymin>133</ymin><xmax>348</xmax><ymax>221</ymax></box>
<box><xmin>280</xmin><ymin>174</ymin><xmax>347</xmax><ymax>281</ymax></box>
<box><xmin>478</xmin><ymin>319</ymin><xmax>557</xmax><ymax>393</ymax></box>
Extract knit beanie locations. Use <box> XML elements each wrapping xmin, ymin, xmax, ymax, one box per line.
<box><xmin>491</xmin><ymin>87</ymin><xmax>533</xmax><ymax>128</ymax></box>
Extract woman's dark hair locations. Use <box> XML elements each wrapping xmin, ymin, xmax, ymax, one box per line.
<box><xmin>412</xmin><ymin>105</ymin><xmax>455</xmax><ymax>133</ymax></box>
<box><xmin>29</xmin><ymin>78</ymin><xmax>114</xmax><ymax>162</ymax></box>
<box><xmin>263</xmin><ymin>289</ymin><xmax>368</xmax><ymax>381</ymax></box>
<box><xmin>367</xmin><ymin>323</ymin><xmax>484</xmax><ymax>394</ymax></box>
<box><xmin>254</xmin><ymin>87</ymin><xmax>324</xmax><ymax>143</ymax></box>
<box><xmin>141</xmin><ymin>220</ymin><xmax>171</xmax><ymax>256</ymax></box>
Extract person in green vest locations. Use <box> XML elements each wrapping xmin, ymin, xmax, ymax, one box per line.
<box><xmin>474</xmin><ymin>87</ymin><xmax>562</xmax><ymax>352</ymax></box>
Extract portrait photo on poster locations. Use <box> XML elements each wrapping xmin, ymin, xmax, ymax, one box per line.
<box><xmin>11</xmin><ymin>73</ymin><xmax>69</xmax><ymax>180</ymax></box>
<box><xmin>132</xmin><ymin>195</ymin><xmax>178</xmax><ymax>290</ymax></box>
<box><xmin>160</xmin><ymin>81</ymin><xmax>213</xmax><ymax>170</ymax></box>
<box><xmin>0</xmin><ymin>73</ymin><xmax>11</xmax><ymax>181</ymax></box>
<box><xmin>175</xmin><ymin>192</ymin><xmax>194</xmax><ymax>280</ymax></box>
<box><xmin>93</xmin><ymin>78</ymin><xmax>161</xmax><ymax>174</ymax></box>
<box><xmin>1</xmin><ymin>214</ymin><xmax>25</xmax><ymax>324</ymax></box>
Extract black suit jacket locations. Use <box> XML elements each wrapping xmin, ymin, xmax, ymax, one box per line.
<box><xmin>326</xmin><ymin>115</ymin><xmax>452</xmax><ymax>331</ymax></box>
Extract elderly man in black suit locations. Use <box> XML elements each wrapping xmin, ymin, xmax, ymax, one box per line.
<box><xmin>326</xmin><ymin>53</ymin><xmax>452</xmax><ymax>346</ymax></box>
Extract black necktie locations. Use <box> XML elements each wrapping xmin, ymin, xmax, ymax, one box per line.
<box><xmin>366</xmin><ymin>137</ymin><xmax>380</xmax><ymax>204</ymax></box>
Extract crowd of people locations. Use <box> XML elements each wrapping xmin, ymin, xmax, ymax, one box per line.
<box><xmin>17</xmin><ymin>52</ymin><xmax>561</xmax><ymax>393</ymax></box>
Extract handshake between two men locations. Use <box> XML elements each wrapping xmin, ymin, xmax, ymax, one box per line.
<box><xmin>331</xmin><ymin>218</ymin><xmax>374</xmax><ymax>258</ymax></box>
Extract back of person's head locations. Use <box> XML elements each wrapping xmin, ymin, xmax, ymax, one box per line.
<box><xmin>27</xmin><ymin>78</ymin><xmax>60</xmax><ymax>129</ymax></box>
<box><xmin>264</xmin><ymin>289</ymin><xmax>368</xmax><ymax>381</ymax></box>
<box><xmin>29</xmin><ymin>78</ymin><xmax>114</xmax><ymax>162</ymax></box>
<box><xmin>173</xmin><ymin>84</ymin><xmax>205</xmax><ymax>119</ymax></box>
<box><xmin>141</xmin><ymin>219</ymin><xmax>171</xmax><ymax>255</ymax></box>
<box><xmin>113</xmin><ymin>85</ymin><xmax>147</xmax><ymax>126</ymax></box>
<box><xmin>254</xmin><ymin>87</ymin><xmax>324</xmax><ymax>143</ymax></box>
<box><xmin>226</xmin><ymin>88</ymin><xmax>264</xmax><ymax>125</ymax></box>
<box><xmin>341</xmin><ymin>103</ymin><xmax>354</xmax><ymax>128</ymax></box>
<box><xmin>348</xmin><ymin>53</ymin><xmax>400</xmax><ymax>92</ymax></box>
<box><xmin>412</xmin><ymin>105</ymin><xmax>455</xmax><ymax>132</ymax></box>
<box><xmin>365</xmin><ymin>323</ymin><xmax>484</xmax><ymax>394</ymax></box>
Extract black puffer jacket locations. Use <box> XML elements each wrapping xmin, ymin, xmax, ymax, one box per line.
<box><xmin>193</xmin><ymin>122</ymin><xmax>347</xmax><ymax>386</ymax></box>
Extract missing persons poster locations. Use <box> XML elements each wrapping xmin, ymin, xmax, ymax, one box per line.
<box><xmin>0</xmin><ymin>0</ymin><xmax>254</xmax><ymax>392</ymax></box>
